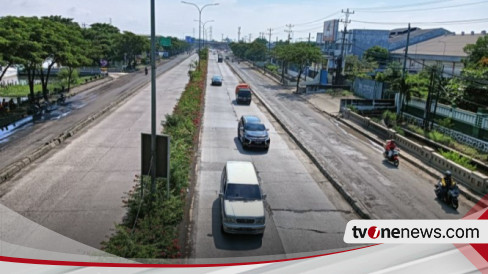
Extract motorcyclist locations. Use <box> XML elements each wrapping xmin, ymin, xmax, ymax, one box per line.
<box><xmin>145</xmin><ymin>66</ymin><xmax>148</xmax><ymax>75</ymax></box>
<box><xmin>440</xmin><ymin>170</ymin><xmax>456</xmax><ymax>200</ymax></box>
<box><xmin>385</xmin><ymin>140</ymin><xmax>397</xmax><ymax>160</ymax></box>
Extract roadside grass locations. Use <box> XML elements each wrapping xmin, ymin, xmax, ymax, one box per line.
<box><xmin>101</xmin><ymin>51</ymin><xmax>208</xmax><ymax>259</ymax></box>
<box><xmin>0</xmin><ymin>76</ymin><xmax>97</xmax><ymax>97</ymax></box>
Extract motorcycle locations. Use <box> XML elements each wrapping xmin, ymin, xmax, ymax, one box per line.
<box><xmin>383</xmin><ymin>149</ymin><xmax>400</xmax><ymax>167</ymax></box>
<box><xmin>435</xmin><ymin>182</ymin><xmax>460</xmax><ymax>209</ymax></box>
<box><xmin>57</xmin><ymin>93</ymin><xmax>66</xmax><ymax>105</ymax></box>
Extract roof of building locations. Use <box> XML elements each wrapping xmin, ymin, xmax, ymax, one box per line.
<box><xmin>391</xmin><ymin>33</ymin><xmax>486</xmax><ymax>57</ymax></box>
<box><xmin>389</xmin><ymin>28</ymin><xmax>450</xmax><ymax>43</ymax></box>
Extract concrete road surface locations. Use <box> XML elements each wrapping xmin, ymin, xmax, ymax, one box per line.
<box><xmin>191</xmin><ymin>54</ymin><xmax>359</xmax><ymax>263</ymax></box>
<box><xmin>0</xmin><ymin>54</ymin><xmax>198</xmax><ymax>250</ymax></box>
<box><xmin>228</xmin><ymin>62</ymin><xmax>474</xmax><ymax>220</ymax></box>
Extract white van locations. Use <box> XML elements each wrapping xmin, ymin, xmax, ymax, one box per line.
<box><xmin>219</xmin><ymin>161</ymin><xmax>266</xmax><ymax>235</ymax></box>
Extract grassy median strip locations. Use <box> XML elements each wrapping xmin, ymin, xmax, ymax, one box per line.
<box><xmin>101</xmin><ymin>51</ymin><xmax>207</xmax><ymax>260</ymax></box>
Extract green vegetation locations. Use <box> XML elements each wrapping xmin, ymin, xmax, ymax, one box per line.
<box><xmin>265</xmin><ymin>63</ymin><xmax>279</xmax><ymax>74</ymax></box>
<box><xmin>382</xmin><ymin>110</ymin><xmax>397</xmax><ymax>127</ymax></box>
<box><xmin>439</xmin><ymin>150</ymin><xmax>476</xmax><ymax>171</ymax></box>
<box><xmin>0</xmin><ymin>16</ymin><xmax>189</xmax><ymax>101</ymax></box>
<box><xmin>101</xmin><ymin>49</ymin><xmax>208</xmax><ymax>259</ymax></box>
<box><xmin>0</xmin><ymin>75</ymin><xmax>96</xmax><ymax>97</ymax></box>
<box><xmin>402</xmin><ymin>121</ymin><xmax>488</xmax><ymax>162</ymax></box>
<box><xmin>272</xmin><ymin>42</ymin><xmax>323</xmax><ymax>93</ymax></box>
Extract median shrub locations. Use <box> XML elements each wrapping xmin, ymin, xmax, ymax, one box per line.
<box><xmin>102</xmin><ymin>50</ymin><xmax>208</xmax><ymax>259</ymax></box>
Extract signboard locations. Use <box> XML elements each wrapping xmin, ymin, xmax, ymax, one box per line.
<box><xmin>316</xmin><ymin>32</ymin><xmax>323</xmax><ymax>44</ymax></box>
<box><xmin>160</xmin><ymin>37</ymin><xmax>172</xmax><ymax>47</ymax></box>
<box><xmin>141</xmin><ymin>133</ymin><xmax>170</xmax><ymax>178</ymax></box>
<box><xmin>185</xmin><ymin>36</ymin><xmax>194</xmax><ymax>44</ymax></box>
<box><xmin>323</xmin><ymin>19</ymin><xmax>339</xmax><ymax>42</ymax></box>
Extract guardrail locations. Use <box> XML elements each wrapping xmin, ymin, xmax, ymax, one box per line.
<box><xmin>343</xmin><ymin>108</ymin><xmax>488</xmax><ymax>195</ymax></box>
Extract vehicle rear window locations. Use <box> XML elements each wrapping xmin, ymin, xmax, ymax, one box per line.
<box><xmin>225</xmin><ymin>184</ymin><xmax>261</xmax><ymax>200</ymax></box>
<box><xmin>238</xmin><ymin>89</ymin><xmax>251</xmax><ymax>96</ymax></box>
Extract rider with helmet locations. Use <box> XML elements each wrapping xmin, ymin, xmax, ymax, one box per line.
<box><xmin>440</xmin><ymin>170</ymin><xmax>456</xmax><ymax>200</ymax></box>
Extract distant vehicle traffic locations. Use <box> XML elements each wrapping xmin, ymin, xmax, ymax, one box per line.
<box><xmin>218</xmin><ymin>54</ymin><xmax>223</xmax><ymax>62</ymax></box>
<box><xmin>219</xmin><ymin>161</ymin><xmax>266</xmax><ymax>235</ymax></box>
<box><xmin>211</xmin><ymin>75</ymin><xmax>223</xmax><ymax>86</ymax></box>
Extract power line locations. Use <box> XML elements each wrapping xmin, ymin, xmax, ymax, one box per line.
<box><xmin>355</xmin><ymin>0</ymin><xmax>488</xmax><ymax>13</ymax></box>
<box><xmin>353</xmin><ymin>0</ymin><xmax>457</xmax><ymax>11</ymax></box>
<box><xmin>352</xmin><ymin>17</ymin><xmax>488</xmax><ymax>26</ymax></box>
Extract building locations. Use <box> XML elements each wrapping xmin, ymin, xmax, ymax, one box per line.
<box><xmin>391</xmin><ymin>31</ymin><xmax>487</xmax><ymax>76</ymax></box>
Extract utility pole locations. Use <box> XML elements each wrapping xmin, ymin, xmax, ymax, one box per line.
<box><xmin>337</xmin><ymin>8</ymin><xmax>354</xmax><ymax>85</ymax></box>
<box><xmin>285</xmin><ymin>24</ymin><xmax>294</xmax><ymax>43</ymax></box>
<box><xmin>221</xmin><ymin>33</ymin><xmax>224</xmax><ymax>42</ymax></box>
<box><xmin>308</xmin><ymin>32</ymin><xmax>311</xmax><ymax>44</ymax></box>
<box><xmin>249</xmin><ymin>33</ymin><xmax>252</xmax><ymax>42</ymax></box>
<box><xmin>238</xmin><ymin>26</ymin><xmax>241</xmax><ymax>42</ymax></box>
<box><xmin>400</xmin><ymin>23</ymin><xmax>411</xmax><ymax>115</ymax></box>
<box><xmin>267</xmin><ymin>28</ymin><xmax>273</xmax><ymax>51</ymax></box>
<box><xmin>424</xmin><ymin>67</ymin><xmax>436</xmax><ymax>130</ymax></box>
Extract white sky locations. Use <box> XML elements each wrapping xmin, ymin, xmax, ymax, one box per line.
<box><xmin>1</xmin><ymin>0</ymin><xmax>488</xmax><ymax>41</ymax></box>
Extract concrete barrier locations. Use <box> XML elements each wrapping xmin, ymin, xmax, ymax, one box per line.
<box><xmin>342</xmin><ymin>110</ymin><xmax>487</xmax><ymax>196</ymax></box>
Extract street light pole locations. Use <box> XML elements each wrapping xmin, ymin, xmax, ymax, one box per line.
<box><xmin>150</xmin><ymin>0</ymin><xmax>157</xmax><ymax>197</ymax></box>
<box><xmin>196</xmin><ymin>19</ymin><xmax>214</xmax><ymax>49</ymax></box>
<box><xmin>181</xmin><ymin>1</ymin><xmax>219</xmax><ymax>53</ymax></box>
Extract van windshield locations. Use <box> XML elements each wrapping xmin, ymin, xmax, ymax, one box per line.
<box><xmin>225</xmin><ymin>184</ymin><xmax>261</xmax><ymax>200</ymax></box>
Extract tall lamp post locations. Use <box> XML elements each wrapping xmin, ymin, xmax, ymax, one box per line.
<box><xmin>181</xmin><ymin>1</ymin><xmax>219</xmax><ymax>53</ymax></box>
<box><xmin>195</xmin><ymin>19</ymin><xmax>214</xmax><ymax>49</ymax></box>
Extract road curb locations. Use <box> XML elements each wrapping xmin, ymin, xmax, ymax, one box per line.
<box><xmin>0</xmin><ymin>55</ymin><xmax>192</xmax><ymax>185</ymax></box>
<box><xmin>227</xmin><ymin>61</ymin><xmax>373</xmax><ymax>219</ymax></box>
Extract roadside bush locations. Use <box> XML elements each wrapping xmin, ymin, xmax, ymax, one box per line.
<box><xmin>382</xmin><ymin>110</ymin><xmax>397</xmax><ymax>127</ymax></box>
<box><xmin>439</xmin><ymin>150</ymin><xmax>476</xmax><ymax>171</ymax></box>
<box><xmin>428</xmin><ymin>130</ymin><xmax>453</xmax><ymax>146</ymax></box>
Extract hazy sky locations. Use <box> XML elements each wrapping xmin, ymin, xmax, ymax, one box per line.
<box><xmin>1</xmin><ymin>0</ymin><xmax>488</xmax><ymax>41</ymax></box>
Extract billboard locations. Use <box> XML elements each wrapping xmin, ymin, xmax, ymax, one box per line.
<box><xmin>316</xmin><ymin>32</ymin><xmax>323</xmax><ymax>44</ymax></box>
<box><xmin>185</xmin><ymin>36</ymin><xmax>194</xmax><ymax>44</ymax></box>
<box><xmin>323</xmin><ymin>19</ymin><xmax>339</xmax><ymax>42</ymax></box>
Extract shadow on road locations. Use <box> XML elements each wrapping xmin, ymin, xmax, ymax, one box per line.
<box><xmin>434</xmin><ymin>197</ymin><xmax>461</xmax><ymax>215</ymax></box>
<box><xmin>233</xmin><ymin>137</ymin><xmax>268</xmax><ymax>155</ymax></box>
<box><xmin>381</xmin><ymin>160</ymin><xmax>399</xmax><ymax>169</ymax></box>
<box><xmin>211</xmin><ymin>198</ymin><xmax>263</xmax><ymax>251</ymax></box>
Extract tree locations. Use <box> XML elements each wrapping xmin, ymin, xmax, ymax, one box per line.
<box><xmin>273</xmin><ymin>42</ymin><xmax>323</xmax><ymax>93</ymax></box>
<box><xmin>463</xmin><ymin>35</ymin><xmax>488</xmax><ymax>69</ymax></box>
<box><xmin>245</xmin><ymin>40</ymin><xmax>267</xmax><ymax>61</ymax></box>
<box><xmin>37</xmin><ymin>17</ymin><xmax>73</xmax><ymax>99</ymax></box>
<box><xmin>83</xmin><ymin>23</ymin><xmax>121</xmax><ymax>66</ymax></box>
<box><xmin>0</xmin><ymin>16</ymin><xmax>34</xmax><ymax>82</ymax></box>
<box><xmin>114</xmin><ymin>31</ymin><xmax>149</xmax><ymax>69</ymax></box>
<box><xmin>363</xmin><ymin>46</ymin><xmax>389</xmax><ymax>67</ymax></box>
<box><xmin>344</xmin><ymin>55</ymin><xmax>376</xmax><ymax>81</ymax></box>
<box><xmin>229</xmin><ymin>41</ymin><xmax>249</xmax><ymax>59</ymax></box>
<box><xmin>10</xmin><ymin>17</ymin><xmax>46</xmax><ymax>101</ymax></box>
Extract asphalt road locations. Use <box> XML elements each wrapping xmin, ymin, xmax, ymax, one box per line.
<box><xmin>0</xmin><ymin>54</ymin><xmax>197</xmax><ymax>250</ymax></box>
<box><xmin>191</xmin><ymin>52</ymin><xmax>359</xmax><ymax>263</ymax></box>
<box><xmin>0</xmin><ymin>54</ymin><xmax>192</xmax><ymax>172</ymax></box>
<box><xmin>229</xmin><ymin>61</ymin><xmax>475</xmax><ymax>220</ymax></box>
